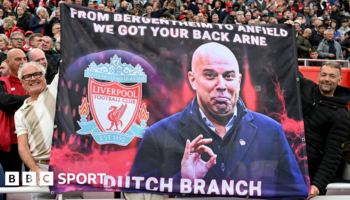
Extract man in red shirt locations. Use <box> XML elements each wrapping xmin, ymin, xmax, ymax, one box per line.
<box><xmin>0</xmin><ymin>49</ymin><xmax>29</xmax><ymax>195</ymax></box>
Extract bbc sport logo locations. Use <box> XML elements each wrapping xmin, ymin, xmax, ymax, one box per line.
<box><xmin>5</xmin><ymin>171</ymin><xmax>53</xmax><ymax>186</ymax></box>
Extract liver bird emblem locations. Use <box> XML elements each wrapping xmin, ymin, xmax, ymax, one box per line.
<box><xmin>106</xmin><ymin>104</ymin><xmax>127</xmax><ymax>131</ymax></box>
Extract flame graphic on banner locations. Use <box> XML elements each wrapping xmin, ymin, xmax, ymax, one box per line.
<box><xmin>139</xmin><ymin>104</ymin><xmax>149</xmax><ymax>121</ymax></box>
<box><xmin>79</xmin><ymin>97</ymin><xmax>89</xmax><ymax>116</ymax></box>
<box><xmin>270</xmin><ymin>72</ymin><xmax>310</xmax><ymax>190</ymax></box>
<box><xmin>241</xmin><ymin>52</ymin><xmax>257</xmax><ymax>111</ymax></box>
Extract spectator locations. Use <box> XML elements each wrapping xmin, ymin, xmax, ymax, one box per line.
<box><xmin>297</xmin><ymin>28</ymin><xmax>312</xmax><ymax>58</ymax></box>
<box><xmin>298</xmin><ymin>61</ymin><xmax>350</xmax><ymax>199</ymax></box>
<box><xmin>87</xmin><ymin>1</ymin><xmax>94</xmax><ymax>8</ymax></box>
<box><xmin>0</xmin><ymin>9</ymin><xmax>4</xmax><ymax>26</ymax></box>
<box><xmin>0</xmin><ymin>49</ymin><xmax>29</xmax><ymax>200</ymax></box>
<box><xmin>0</xmin><ymin>34</ymin><xmax>8</xmax><ymax>52</ymax></box>
<box><xmin>317</xmin><ymin>29</ymin><xmax>343</xmax><ymax>60</ymax></box>
<box><xmin>29</xmin><ymin>7</ymin><xmax>50</xmax><ymax>36</ymax></box>
<box><xmin>223</xmin><ymin>9</ymin><xmax>237</xmax><ymax>24</ymax></box>
<box><xmin>294</xmin><ymin>20</ymin><xmax>302</xmax><ymax>37</ymax></box>
<box><xmin>188</xmin><ymin>0</ymin><xmax>199</xmax><ymax>15</ymax></box>
<box><xmin>115</xmin><ymin>0</ymin><xmax>129</xmax><ymax>14</ymax></box>
<box><xmin>245</xmin><ymin>11</ymin><xmax>251</xmax><ymax>23</ymax></box>
<box><xmin>16</xmin><ymin>7</ymin><xmax>30</xmax><ymax>32</ymax></box>
<box><xmin>144</xmin><ymin>0</ymin><xmax>152</xmax><ymax>9</ymax></box>
<box><xmin>313</xmin><ymin>24</ymin><xmax>327</xmax><ymax>46</ymax></box>
<box><xmin>252</xmin><ymin>9</ymin><xmax>260</xmax><ymax>19</ymax></box>
<box><xmin>50</xmin><ymin>8</ymin><xmax>60</xmax><ymax>26</ymax></box>
<box><xmin>341</xmin><ymin>31</ymin><xmax>350</xmax><ymax>60</ymax></box>
<box><xmin>261</xmin><ymin>13</ymin><xmax>269</xmax><ymax>23</ymax></box>
<box><xmin>219</xmin><ymin>2</ymin><xmax>232</xmax><ymax>23</ymax></box>
<box><xmin>98</xmin><ymin>3</ymin><xmax>105</xmax><ymax>10</ymax></box>
<box><xmin>151</xmin><ymin>2</ymin><xmax>163</xmax><ymax>18</ymax></box>
<box><xmin>0</xmin><ymin>32</ymin><xmax>25</xmax><ymax>63</ymax></box>
<box><xmin>303</xmin><ymin>6</ymin><xmax>311</xmax><ymax>25</ymax></box>
<box><xmin>0</xmin><ymin>61</ymin><xmax>9</xmax><ymax>77</ymax></box>
<box><xmin>309</xmin><ymin>19</ymin><xmax>321</xmax><ymax>46</ymax></box>
<box><xmin>255</xmin><ymin>0</ymin><xmax>267</xmax><ymax>12</ymax></box>
<box><xmin>236</xmin><ymin>0</ymin><xmax>246</xmax><ymax>12</ymax></box>
<box><xmin>28</xmin><ymin>48</ymin><xmax>57</xmax><ymax>84</ymax></box>
<box><xmin>337</xmin><ymin>19</ymin><xmax>350</xmax><ymax>41</ymax></box>
<box><xmin>2</xmin><ymin>1</ymin><xmax>11</xmax><ymax>18</ymax></box>
<box><xmin>336</xmin><ymin>8</ymin><xmax>345</xmax><ymax>28</ymax></box>
<box><xmin>9</xmin><ymin>32</ymin><xmax>25</xmax><ymax>50</ymax></box>
<box><xmin>304</xmin><ymin>0</ymin><xmax>313</xmax><ymax>9</ymax></box>
<box><xmin>212</xmin><ymin>13</ymin><xmax>219</xmax><ymax>23</ymax></box>
<box><xmin>106</xmin><ymin>0</ymin><xmax>115</xmax><ymax>12</ymax></box>
<box><xmin>51</xmin><ymin>23</ymin><xmax>60</xmax><ymax>41</ymax></box>
<box><xmin>42</xmin><ymin>36</ymin><xmax>60</xmax><ymax>67</ymax></box>
<box><xmin>307</xmin><ymin>49</ymin><xmax>323</xmax><ymax>66</ymax></box>
<box><xmin>329</xmin><ymin>4</ymin><xmax>340</xmax><ymax>20</ymax></box>
<box><xmin>15</xmin><ymin>61</ymin><xmax>82</xmax><ymax>200</ymax></box>
<box><xmin>237</xmin><ymin>15</ymin><xmax>246</xmax><ymax>24</ymax></box>
<box><xmin>133</xmin><ymin>1</ymin><xmax>144</xmax><ymax>15</ymax></box>
<box><xmin>278</xmin><ymin>10</ymin><xmax>290</xmax><ymax>23</ymax></box>
<box><xmin>248</xmin><ymin>19</ymin><xmax>255</xmax><ymax>24</ymax></box>
<box><xmin>18</xmin><ymin>2</ymin><xmax>33</xmax><ymax>21</ymax></box>
<box><xmin>23</xmin><ymin>31</ymin><xmax>33</xmax><ymax>51</ymax></box>
<box><xmin>296</xmin><ymin>0</ymin><xmax>303</xmax><ymax>11</ymax></box>
<box><xmin>28</xmin><ymin>34</ymin><xmax>58</xmax><ymax>74</ymax></box>
<box><xmin>75</xmin><ymin>0</ymin><xmax>83</xmax><ymax>6</ymax></box>
<box><xmin>3</xmin><ymin>18</ymin><xmax>25</xmax><ymax>40</ymax></box>
<box><xmin>211</xmin><ymin>0</ymin><xmax>222</xmax><ymax>18</ymax></box>
<box><xmin>275</xmin><ymin>5</ymin><xmax>282</xmax><ymax>19</ymax></box>
<box><xmin>340</xmin><ymin>0</ymin><xmax>349</xmax><ymax>15</ymax></box>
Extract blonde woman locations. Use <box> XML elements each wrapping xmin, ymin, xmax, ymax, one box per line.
<box><xmin>145</xmin><ymin>6</ymin><xmax>153</xmax><ymax>15</ymax></box>
<box><xmin>3</xmin><ymin>18</ymin><xmax>24</xmax><ymax>39</ymax></box>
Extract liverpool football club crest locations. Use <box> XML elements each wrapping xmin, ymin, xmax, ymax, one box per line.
<box><xmin>77</xmin><ymin>55</ymin><xmax>148</xmax><ymax>146</ymax></box>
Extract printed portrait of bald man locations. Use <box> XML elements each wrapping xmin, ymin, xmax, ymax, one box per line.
<box><xmin>127</xmin><ymin>42</ymin><xmax>308</xmax><ymax>197</ymax></box>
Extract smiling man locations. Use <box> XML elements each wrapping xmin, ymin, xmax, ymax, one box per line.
<box><xmin>299</xmin><ymin>61</ymin><xmax>350</xmax><ymax>199</ymax></box>
<box><xmin>128</xmin><ymin>42</ymin><xmax>308</xmax><ymax>197</ymax></box>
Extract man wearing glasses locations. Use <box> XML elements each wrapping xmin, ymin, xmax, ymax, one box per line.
<box><xmin>15</xmin><ymin>61</ymin><xmax>59</xmax><ymax>199</ymax></box>
<box><xmin>0</xmin><ymin>49</ymin><xmax>28</xmax><ymax>200</ymax></box>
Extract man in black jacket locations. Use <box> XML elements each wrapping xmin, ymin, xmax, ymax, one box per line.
<box><xmin>115</xmin><ymin>0</ymin><xmax>129</xmax><ymax>14</ymax></box>
<box><xmin>299</xmin><ymin>61</ymin><xmax>350</xmax><ymax>199</ymax></box>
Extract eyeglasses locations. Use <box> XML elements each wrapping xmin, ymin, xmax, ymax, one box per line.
<box><xmin>12</xmin><ymin>38</ymin><xmax>24</xmax><ymax>41</ymax></box>
<box><xmin>22</xmin><ymin>72</ymin><xmax>43</xmax><ymax>81</ymax></box>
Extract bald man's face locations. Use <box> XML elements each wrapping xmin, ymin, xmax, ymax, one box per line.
<box><xmin>6</xmin><ymin>49</ymin><xmax>27</xmax><ymax>77</ymax></box>
<box><xmin>189</xmin><ymin>44</ymin><xmax>241</xmax><ymax>117</ymax></box>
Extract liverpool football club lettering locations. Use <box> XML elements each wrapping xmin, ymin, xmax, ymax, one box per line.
<box><xmin>77</xmin><ymin>55</ymin><xmax>148</xmax><ymax>146</ymax></box>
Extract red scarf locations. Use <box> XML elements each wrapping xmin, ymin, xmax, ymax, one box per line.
<box><xmin>225</xmin><ymin>8</ymin><xmax>232</xmax><ymax>13</ymax></box>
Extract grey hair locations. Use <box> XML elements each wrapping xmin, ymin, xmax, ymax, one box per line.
<box><xmin>248</xmin><ymin>20</ymin><xmax>255</xmax><ymax>25</ymax></box>
<box><xmin>322</xmin><ymin>61</ymin><xmax>342</xmax><ymax>77</ymax></box>
<box><xmin>18</xmin><ymin>61</ymin><xmax>47</xmax><ymax>81</ymax></box>
<box><xmin>324</xmin><ymin>29</ymin><xmax>334</xmax><ymax>34</ymax></box>
<box><xmin>212</xmin><ymin>14</ymin><xmax>219</xmax><ymax>18</ymax></box>
<box><xmin>19</xmin><ymin>2</ymin><xmax>27</xmax><ymax>7</ymax></box>
<box><xmin>238</xmin><ymin>15</ymin><xmax>244</xmax><ymax>21</ymax></box>
<box><xmin>237</xmin><ymin>11</ymin><xmax>244</xmax><ymax>15</ymax></box>
<box><xmin>36</xmin><ymin>7</ymin><xmax>46</xmax><ymax>15</ymax></box>
<box><xmin>270</xmin><ymin>5</ymin><xmax>275</xmax><ymax>9</ymax></box>
<box><xmin>10</xmin><ymin>31</ymin><xmax>24</xmax><ymax>41</ymax></box>
<box><xmin>43</xmin><ymin>36</ymin><xmax>54</xmax><ymax>46</ymax></box>
<box><xmin>56</xmin><ymin>36</ymin><xmax>60</xmax><ymax>43</ymax></box>
<box><xmin>28</xmin><ymin>48</ymin><xmax>46</xmax><ymax>61</ymax></box>
<box><xmin>0</xmin><ymin>34</ymin><xmax>9</xmax><ymax>46</ymax></box>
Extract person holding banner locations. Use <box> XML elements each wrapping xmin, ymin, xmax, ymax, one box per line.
<box><xmin>15</xmin><ymin>61</ymin><xmax>83</xmax><ymax>200</ymax></box>
<box><xmin>128</xmin><ymin>42</ymin><xmax>308</xmax><ymax>197</ymax></box>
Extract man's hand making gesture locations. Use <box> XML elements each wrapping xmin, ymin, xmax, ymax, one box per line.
<box><xmin>181</xmin><ymin>134</ymin><xmax>217</xmax><ymax>181</ymax></box>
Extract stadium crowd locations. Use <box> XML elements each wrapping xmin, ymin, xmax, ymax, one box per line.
<box><xmin>0</xmin><ymin>0</ymin><xmax>349</xmax><ymax>200</ymax></box>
